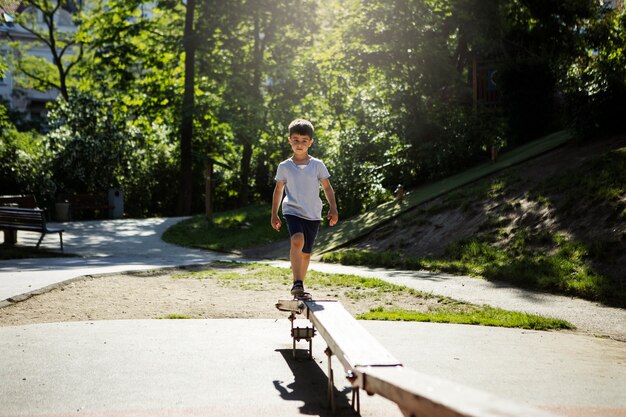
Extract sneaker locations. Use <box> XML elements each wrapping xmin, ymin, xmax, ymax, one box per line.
<box><xmin>291</xmin><ymin>280</ymin><xmax>304</xmax><ymax>297</ymax></box>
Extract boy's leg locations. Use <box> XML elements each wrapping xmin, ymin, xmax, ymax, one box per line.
<box><xmin>284</xmin><ymin>215</ymin><xmax>320</xmax><ymax>296</ymax></box>
<box><xmin>299</xmin><ymin>252</ymin><xmax>311</xmax><ymax>282</ymax></box>
<box><xmin>290</xmin><ymin>233</ymin><xmax>306</xmax><ymax>282</ymax></box>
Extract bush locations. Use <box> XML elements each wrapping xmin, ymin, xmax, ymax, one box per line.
<box><xmin>565</xmin><ymin>6</ymin><xmax>626</xmax><ymax>140</ymax></box>
<box><xmin>44</xmin><ymin>91</ymin><xmax>180</xmax><ymax>217</ymax></box>
<box><xmin>0</xmin><ymin>104</ymin><xmax>55</xmax><ymax>206</ymax></box>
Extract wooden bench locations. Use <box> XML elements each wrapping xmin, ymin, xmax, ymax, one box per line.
<box><xmin>277</xmin><ymin>299</ymin><xmax>557</xmax><ymax>417</ymax></box>
<box><xmin>59</xmin><ymin>193</ymin><xmax>113</xmax><ymax>220</ymax></box>
<box><xmin>1</xmin><ymin>195</ymin><xmax>40</xmax><ymax>244</ymax></box>
<box><xmin>0</xmin><ymin>194</ymin><xmax>38</xmax><ymax>209</ymax></box>
<box><xmin>0</xmin><ymin>207</ymin><xmax>64</xmax><ymax>251</ymax></box>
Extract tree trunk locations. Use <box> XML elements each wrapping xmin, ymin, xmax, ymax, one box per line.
<box><xmin>238</xmin><ymin>140</ymin><xmax>253</xmax><ymax>206</ymax></box>
<box><xmin>178</xmin><ymin>0</ymin><xmax>196</xmax><ymax>215</ymax></box>
<box><xmin>238</xmin><ymin>10</ymin><xmax>264</xmax><ymax>207</ymax></box>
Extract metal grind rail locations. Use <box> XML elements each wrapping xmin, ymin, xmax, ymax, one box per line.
<box><xmin>276</xmin><ymin>299</ymin><xmax>558</xmax><ymax>417</ymax></box>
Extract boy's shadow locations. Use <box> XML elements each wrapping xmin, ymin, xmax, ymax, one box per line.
<box><xmin>273</xmin><ymin>349</ymin><xmax>359</xmax><ymax>416</ymax></box>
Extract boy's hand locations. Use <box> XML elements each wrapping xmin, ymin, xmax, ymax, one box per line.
<box><xmin>327</xmin><ymin>208</ymin><xmax>339</xmax><ymax>226</ymax></box>
<box><xmin>271</xmin><ymin>214</ymin><xmax>282</xmax><ymax>231</ymax></box>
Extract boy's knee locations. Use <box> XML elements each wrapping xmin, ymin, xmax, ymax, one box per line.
<box><xmin>290</xmin><ymin>233</ymin><xmax>305</xmax><ymax>248</ymax></box>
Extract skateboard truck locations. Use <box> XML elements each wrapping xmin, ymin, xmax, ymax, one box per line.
<box><xmin>276</xmin><ymin>299</ymin><xmax>316</xmax><ymax>359</ymax></box>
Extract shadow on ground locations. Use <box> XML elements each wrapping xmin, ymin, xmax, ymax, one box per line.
<box><xmin>274</xmin><ymin>349</ymin><xmax>357</xmax><ymax>416</ymax></box>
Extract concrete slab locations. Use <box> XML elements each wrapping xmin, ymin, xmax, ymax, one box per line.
<box><xmin>0</xmin><ymin>319</ymin><xmax>397</xmax><ymax>417</ymax></box>
<box><xmin>1</xmin><ymin>320</ymin><xmax>624</xmax><ymax>417</ymax></box>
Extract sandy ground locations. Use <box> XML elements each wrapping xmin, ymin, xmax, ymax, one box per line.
<box><xmin>0</xmin><ymin>264</ymin><xmax>440</xmax><ymax>326</ymax></box>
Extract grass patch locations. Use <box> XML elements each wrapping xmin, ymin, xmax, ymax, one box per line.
<box><xmin>158</xmin><ymin>314</ymin><xmax>193</xmax><ymax>319</ymax></box>
<box><xmin>358</xmin><ymin>306</ymin><xmax>573</xmax><ymax>331</ymax></box>
<box><xmin>162</xmin><ymin>204</ymin><xmax>288</xmax><ymax>251</ymax></box>
<box><xmin>173</xmin><ymin>262</ymin><xmax>572</xmax><ymax>331</ymax></box>
<box><xmin>321</xmin><ymin>249</ymin><xmax>426</xmax><ymax>270</ymax></box>
<box><xmin>0</xmin><ymin>245</ymin><xmax>76</xmax><ymax>260</ymax></box>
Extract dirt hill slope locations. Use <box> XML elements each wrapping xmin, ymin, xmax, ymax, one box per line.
<box><xmin>349</xmin><ymin>135</ymin><xmax>626</xmax><ymax>302</ymax></box>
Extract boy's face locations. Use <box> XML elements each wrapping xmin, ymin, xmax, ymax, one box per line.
<box><xmin>288</xmin><ymin>133</ymin><xmax>313</xmax><ymax>156</ymax></box>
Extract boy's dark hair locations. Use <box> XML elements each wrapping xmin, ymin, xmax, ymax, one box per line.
<box><xmin>288</xmin><ymin>118</ymin><xmax>314</xmax><ymax>137</ymax></box>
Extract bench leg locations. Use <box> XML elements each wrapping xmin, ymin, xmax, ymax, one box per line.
<box><xmin>36</xmin><ymin>233</ymin><xmax>45</xmax><ymax>249</ymax></box>
<box><xmin>2</xmin><ymin>229</ymin><xmax>17</xmax><ymax>245</ymax></box>
<box><xmin>352</xmin><ymin>387</ymin><xmax>360</xmax><ymax>414</ymax></box>
<box><xmin>325</xmin><ymin>346</ymin><xmax>336</xmax><ymax>413</ymax></box>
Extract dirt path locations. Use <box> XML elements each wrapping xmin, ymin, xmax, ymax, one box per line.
<box><xmin>0</xmin><ymin>264</ymin><xmax>435</xmax><ymax>327</ymax></box>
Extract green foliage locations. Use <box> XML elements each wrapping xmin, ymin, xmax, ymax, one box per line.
<box><xmin>0</xmin><ymin>104</ymin><xmax>55</xmax><ymax>202</ymax></box>
<box><xmin>443</xmin><ymin>232</ymin><xmax>610</xmax><ymax>301</ymax></box>
<box><xmin>158</xmin><ymin>314</ymin><xmax>193</xmax><ymax>319</ymax></box>
<box><xmin>322</xmin><ymin>143</ymin><xmax>626</xmax><ymax>305</ymax></box>
<box><xmin>3</xmin><ymin>0</ymin><xmax>623</xmax><ymax>218</ymax></box>
<box><xmin>44</xmin><ymin>90</ymin><xmax>180</xmax><ymax>216</ymax></box>
<box><xmin>564</xmin><ymin>6</ymin><xmax>626</xmax><ymax>139</ymax></box>
<box><xmin>7</xmin><ymin>0</ymin><xmax>86</xmax><ymax>99</ymax></box>
<box><xmin>45</xmin><ymin>91</ymin><xmax>134</xmax><ymax>193</ymax></box>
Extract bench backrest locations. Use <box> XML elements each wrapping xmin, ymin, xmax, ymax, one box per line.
<box><xmin>0</xmin><ymin>207</ymin><xmax>46</xmax><ymax>231</ymax></box>
<box><xmin>0</xmin><ymin>195</ymin><xmax>38</xmax><ymax>208</ymax></box>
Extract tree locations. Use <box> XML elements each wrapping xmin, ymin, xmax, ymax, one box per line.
<box><xmin>8</xmin><ymin>0</ymin><xmax>85</xmax><ymax>100</ymax></box>
<box><xmin>564</xmin><ymin>3</ymin><xmax>626</xmax><ymax>139</ymax></box>
<box><xmin>196</xmin><ymin>0</ymin><xmax>318</xmax><ymax>207</ymax></box>
<box><xmin>178</xmin><ymin>0</ymin><xmax>197</xmax><ymax>215</ymax></box>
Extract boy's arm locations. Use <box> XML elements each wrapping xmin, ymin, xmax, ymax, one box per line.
<box><xmin>271</xmin><ymin>181</ymin><xmax>285</xmax><ymax>231</ymax></box>
<box><xmin>320</xmin><ymin>178</ymin><xmax>338</xmax><ymax>226</ymax></box>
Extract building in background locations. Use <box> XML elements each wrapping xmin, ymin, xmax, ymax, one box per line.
<box><xmin>0</xmin><ymin>1</ymin><xmax>80</xmax><ymax>121</ymax></box>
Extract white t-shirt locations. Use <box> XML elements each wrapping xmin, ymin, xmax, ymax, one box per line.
<box><xmin>275</xmin><ymin>157</ymin><xmax>330</xmax><ymax>221</ymax></box>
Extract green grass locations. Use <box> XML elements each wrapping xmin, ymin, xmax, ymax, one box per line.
<box><xmin>162</xmin><ymin>204</ymin><xmax>288</xmax><ymax>251</ymax></box>
<box><xmin>158</xmin><ymin>314</ymin><xmax>193</xmax><ymax>319</ymax></box>
<box><xmin>173</xmin><ymin>262</ymin><xmax>573</xmax><ymax>331</ymax></box>
<box><xmin>358</xmin><ymin>306</ymin><xmax>573</xmax><ymax>331</ymax></box>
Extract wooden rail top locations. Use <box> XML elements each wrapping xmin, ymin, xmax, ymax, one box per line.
<box><xmin>305</xmin><ymin>300</ymin><xmax>401</xmax><ymax>369</ymax></box>
<box><xmin>362</xmin><ymin>366</ymin><xmax>556</xmax><ymax>417</ymax></box>
<box><xmin>278</xmin><ymin>298</ymin><xmax>559</xmax><ymax>417</ymax></box>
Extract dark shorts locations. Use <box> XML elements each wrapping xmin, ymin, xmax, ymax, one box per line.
<box><xmin>284</xmin><ymin>215</ymin><xmax>321</xmax><ymax>254</ymax></box>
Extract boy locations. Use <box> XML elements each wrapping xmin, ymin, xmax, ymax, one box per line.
<box><xmin>271</xmin><ymin>118</ymin><xmax>339</xmax><ymax>298</ymax></box>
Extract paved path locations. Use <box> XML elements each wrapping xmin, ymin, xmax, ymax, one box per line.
<box><xmin>1</xmin><ymin>217</ymin><xmax>625</xmax><ymax>417</ymax></box>
<box><xmin>0</xmin><ymin>218</ymin><xmax>237</xmax><ymax>305</ymax></box>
